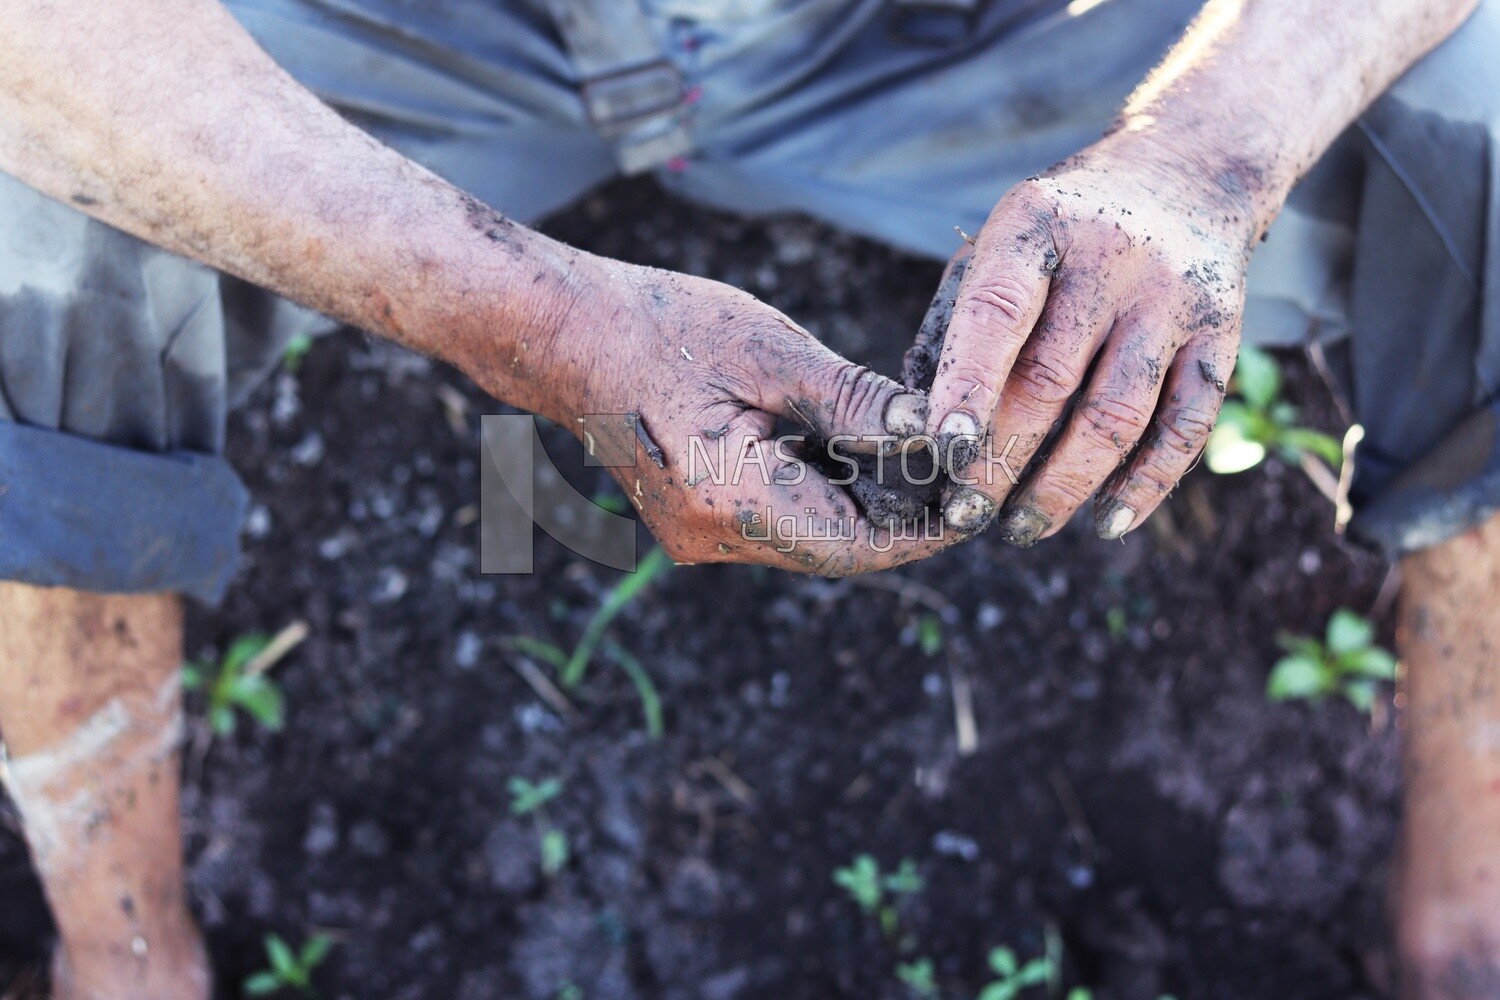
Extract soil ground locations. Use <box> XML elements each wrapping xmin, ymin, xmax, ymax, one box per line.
<box><xmin>0</xmin><ymin>178</ymin><xmax>1396</xmax><ymax>1000</ymax></box>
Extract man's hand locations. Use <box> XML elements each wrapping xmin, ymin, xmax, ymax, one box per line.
<box><xmin>922</xmin><ymin>0</ymin><xmax>1480</xmax><ymax>547</ymax></box>
<box><xmin>468</xmin><ymin>257</ymin><xmax>939</xmax><ymax>576</ymax></box>
<box><xmin>928</xmin><ymin>135</ymin><xmax>1253</xmax><ymax>545</ymax></box>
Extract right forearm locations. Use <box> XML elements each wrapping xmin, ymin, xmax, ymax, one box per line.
<box><xmin>0</xmin><ymin>0</ymin><xmax>585</xmax><ymax>416</ymax></box>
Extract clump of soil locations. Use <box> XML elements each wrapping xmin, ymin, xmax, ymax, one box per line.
<box><xmin>806</xmin><ymin>256</ymin><xmax>971</xmax><ymax>524</ymax></box>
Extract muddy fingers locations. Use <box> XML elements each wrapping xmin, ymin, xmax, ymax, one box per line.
<box><xmin>1095</xmin><ymin>341</ymin><xmax>1235</xmax><ymax>538</ymax></box>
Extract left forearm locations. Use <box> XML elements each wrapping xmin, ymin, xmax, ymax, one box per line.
<box><xmin>1110</xmin><ymin>0</ymin><xmax>1479</xmax><ymax>236</ymax></box>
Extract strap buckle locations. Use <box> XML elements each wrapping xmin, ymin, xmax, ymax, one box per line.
<box><xmin>579</xmin><ymin>59</ymin><xmax>685</xmax><ymax>136</ymax></box>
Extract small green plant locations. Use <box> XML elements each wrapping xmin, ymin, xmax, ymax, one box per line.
<box><xmin>1206</xmin><ymin>344</ymin><xmax>1342</xmax><ymax>475</ymax></box>
<box><xmin>1268</xmin><ymin>608</ymin><xmax>1398</xmax><ymax>713</ymax></box>
<box><xmin>509</xmin><ymin>776</ymin><xmax>570</xmax><ymax>876</ymax></box>
<box><xmin>182</xmin><ymin>634</ymin><xmax>284</xmax><ymax>737</ymax></box>
<box><xmin>506</xmin><ymin>547</ymin><xmax>673</xmax><ymax>738</ymax></box>
<box><xmin>833</xmin><ymin>854</ymin><xmax>924</xmax><ymax>941</ymax></box>
<box><xmin>1105</xmin><ymin>605</ymin><xmax>1128</xmax><ymax>641</ymax></box>
<box><xmin>896</xmin><ymin>957</ymin><xmax>938</xmax><ymax>998</ymax></box>
<box><xmin>243</xmin><ymin>932</ymin><xmax>334</xmax><ymax>996</ymax></box>
<box><xmin>918</xmin><ymin>615</ymin><xmax>945</xmax><ymax>657</ymax></box>
<box><xmin>977</xmin><ymin>946</ymin><xmax>1053</xmax><ymax>1000</ymax></box>
<box><xmin>281</xmin><ymin>332</ymin><xmax>315</xmax><ymax>373</ymax></box>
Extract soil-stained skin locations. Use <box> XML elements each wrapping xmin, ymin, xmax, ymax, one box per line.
<box><xmin>805</xmin><ymin>256</ymin><xmax>972</xmax><ymax>526</ymax></box>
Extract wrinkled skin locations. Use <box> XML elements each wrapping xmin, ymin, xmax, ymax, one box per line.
<box><xmin>491</xmin><ymin>257</ymin><xmax>945</xmax><ymax>576</ymax></box>
<box><xmin>927</xmin><ymin>135</ymin><xmax>1256</xmax><ymax>546</ymax></box>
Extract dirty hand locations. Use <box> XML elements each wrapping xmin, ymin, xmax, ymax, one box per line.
<box><xmin>926</xmin><ymin>134</ymin><xmax>1258</xmax><ymax>545</ymax></box>
<box><xmin>501</xmin><ymin>258</ymin><xmax>943</xmax><ymax>575</ymax></box>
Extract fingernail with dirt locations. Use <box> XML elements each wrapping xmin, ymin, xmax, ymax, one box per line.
<box><xmin>884</xmin><ymin>393</ymin><xmax>928</xmax><ymax>438</ymax></box>
<box><xmin>1096</xmin><ymin>501</ymin><xmax>1135</xmax><ymax>541</ymax></box>
<box><xmin>943</xmin><ymin>489</ymin><xmax>996</xmax><ymax>532</ymax></box>
<box><xmin>998</xmin><ymin>506</ymin><xmax>1049</xmax><ymax>548</ymax></box>
<box><xmin>938</xmin><ymin>411</ymin><xmax>981</xmax><ymax>473</ymax></box>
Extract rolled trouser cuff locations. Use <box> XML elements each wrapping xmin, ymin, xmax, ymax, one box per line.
<box><xmin>0</xmin><ymin>421</ymin><xmax>247</xmax><ymax>604</ymax></box>
<box><xmin>1347</xmin><ymin>399</ymin><xmax>1500</xmax><ymax>559</ymax></box>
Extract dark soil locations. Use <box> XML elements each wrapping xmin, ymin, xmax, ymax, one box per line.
<box><xmin>0</xmin><ymin>178</ymin><xmax>1397</xmax><ymax>1000</ymax></box>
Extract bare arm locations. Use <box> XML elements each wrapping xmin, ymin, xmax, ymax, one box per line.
<box><xmin>0</xmin><ymin>0</ymin><xmax>939</xmax><ymax>574</ymax></box>
<box><xmin>1119</xmin><ymin>0</ymin><xmax>1478</xmax><ymax>234</ymax></box>
<box><xmin>0</xmin><ymin>0</ymin><xmax>573</xmax><ymax>415</ymax></box>
<box><xmin>928</xmin><ymin>0</ymin><xmax>1479</xmax><ymax>543</ymax></box>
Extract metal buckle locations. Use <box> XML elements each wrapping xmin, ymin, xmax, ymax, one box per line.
<box><xmin>889</xmin><ymin>0</ymin><xmax>981</xmax><ymax>46</ymax></box>
<box><xmin>579</xmin><ymin>60</ymin><xmax>686</xmax><ymax>137</ymax></box>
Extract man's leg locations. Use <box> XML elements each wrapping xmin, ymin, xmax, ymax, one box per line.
<box><xmin>1394</xmin><ymin>511</ymin><xmax>1500</xmax><ymax>998</ymax></box>
<box><xmin>0</xmin><ymin>582</ymin><xmax>206</xmax><ymax>1000</ymax></box>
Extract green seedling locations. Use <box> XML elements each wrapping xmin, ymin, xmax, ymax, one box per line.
<box><xmin>182</xmin><ymin>634</ymin><xmax>284</xmax><ymax>737</ymax></box>
<box><xmin>834</xmin><ymin>854</ymin><xmax>924</xmax><ymax>941</ymax></box>
<box><xmin>509</xmin><ymin>776</ymin><xmax>570</xmax><ymax>876</ymax></box>
<box><xmin>897</xmin><ymin>958</ymin><xmax>938</xmax><ymax>998</ymax></box>
<box><xmin>1105</xmin><ymin>605</ymin><xmax>1128</xmax><ymax>641</ymax></box>
<box><xmin>1267</xmin><ymin>608</ymin><xmax>1398</xmax><ymax>713</ymax></box>
<box><xmin>281</xmin><ymin>332</ymin><xmax>314</xmax><ymax>373</ymax></box>
<box><xmin>918</xmin><ymin>615</ymin><xmax>945</xmax><ymax>657</ymax></box>
<box><xmin>243</xmin><ymin>932</ymin><xmax>334</xmax><ymax>996</ymax></box>
<box><xmin>506</xmin><ymin>547</ymin><xmax>673</xmax><ymax>738</ymax></box>
<box><xmin>1205</xmin><ymin>344</ymin><xmax>1342</xmax><ymax>475</ymax></box>
<box><xmin>563</xmin><ymin>546</ymin><xmax>673</xmax><ymax>688</ymax></box>
<box><xmin>977</xmin><ymin>946</ymin><xmax>1052</xmax><ymax>1000</ymax></box>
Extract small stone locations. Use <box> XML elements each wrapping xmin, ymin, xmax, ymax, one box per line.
<box><xmin>933</xmin><ymin>830</ymin><xmax>980</xmax><ymax>861</ymax></box>
<box><xmin>454</xmin><ymin>631</ymin><xmax>482</xmax><ymax>670</ymax></box>
<box><xmin>290</xmin><ymin>432</ymin><xmax>325</xmax><ymax>466</ymax></box>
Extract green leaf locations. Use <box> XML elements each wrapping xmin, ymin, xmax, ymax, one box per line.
<box><xmin>562</xmin><ymin>547</ymin><xmax>674</xmax><ymax>689</ymax></box>
<box><xmin>1267</xmin><ymin>653</ymin><xmax>1332</xmax><ymax>701</ymax></box>
<box><xmin>1232</xmin><ymin>344</ymin><xmax>1282</xmax><ymax>411</ymax></box>
<box><xmin>882</xmin><ymin>858</ymin><xmax>925</xmax><ymax>897</ymax></box>
<box><xmin>300</xmin><ymin>933</ymin><xmax>335</xmax><ymax>969</ymax></box>
<box><xmin>282</xmin><ymin>332</ymin><xmax>314</xmax><ymax>372</ymax></box>
<box><xmin>243</xmin><ymin>971</ymin><xmax>284</xmax><ymax>996</ymax></box>
<box><xmin>541</xmin><ymin>829</ymin><xmax>570</xmax><ymax>875</ymax></box>
<box><xmin>1325</xmin><ymin>609</ymin><xmax>1374</xmax><ymax>657</ymax></box>
<box><xmin>1206</xmin><ymin>409</ymin><xmax>1268</xmax><ymax>474</ymax></box>
<box><xmin>1281</xmin><ymin>427</ymin><xmax>1344</xmax><ymax>466</ymax></box>
<box><xmin>918</xmin><ymin>615</ymin><xmax>944</xmax><ymax>657</ymax></box>
<box><xmin>602</xmin><ymin>641</ymin><xmax>664</xmax><ymax>740</ymax></box>
<box><xmin>833</xmin><ymin>855</ymin><xmax>883</xmax><ymax>912</ymax></box>
<box><xmin>223</xmin><ymin>634</ymin><xmax>272</xmax><ymax>675</ymax></box>
<box><xmin>509</xmin><ymin>776</ymin><xmax>563</xmax><ymax>816</ymax></box>
<box><xmin>1342</xmin><ymin>678</ymin><xmax>1379</xmax><ymax>715</ymax></box>
<box><xmin>233</xmin><ymin>676</ymin><xmax>285</xmax><ymax>731</ymax></box>
<box><xmin>896</xmin><ymin>958</ymin><xmax>937</xmax><ymax>997</ymax></box>
<box><xmin>1344</xmin><ymin>646</ymin><xmax>1398</xmax><ymax>680</ymax></box>
<box><xmin>978</xmin><ymin>984</ymin><xmax>1018</xmax><ymax>1000</ymax></box>
<box><xmin>506</xmin><ymin>636</ymin><xmax>569</xmax><ymax>671</ymax></box>
<box><xmin>181</xmin><ymin>664</ymin><xmax>204</xmax><ymax>689</ymax></box>
<box><xmin>266</xmin><ymin>934</ymin><xmax>298</xmax><ymax>975</ymax></box>
<box><xmin>1015</xmin><ymin>957</ymin><xmax>1051</xmax><ymax>986</ymax></box>
<box><xmin>988</xmin><ymin>947</ymin><xmax>1018</xmax><ymax>977</ymax></box>
<box><xmin>1068</xmin><ymin>990</ymin><xmax>1094</xmax><ymax>1000</ymax></box>
<box><xmin>210</xmin><ymin>704</ymin><xmax>237</xmax><ymax>737</ymax></box>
